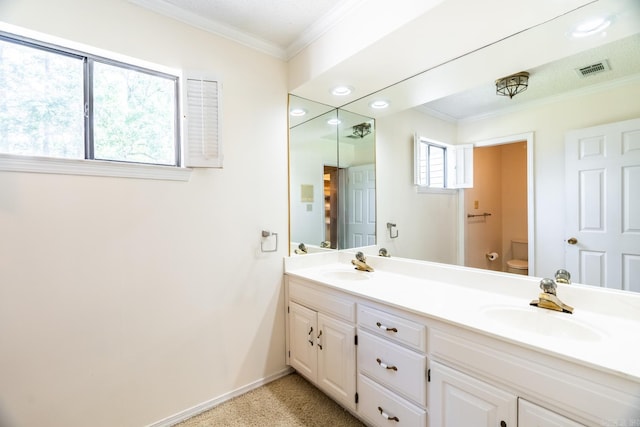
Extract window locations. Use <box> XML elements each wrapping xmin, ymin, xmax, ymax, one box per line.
<box><xmin>0</xmin><ymin>32</ymin><xmax>179</xmax><ymax>167</ymax></box>
<box><xmin>414</xmin><ymin>134</ymin><xmax>473</xmax><ymax>190</ymax></box>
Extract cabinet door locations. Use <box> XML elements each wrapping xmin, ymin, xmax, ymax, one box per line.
<box><xmin>430</xmin><ymin>361</ymin><xmax>517</xmax><ymax>427</ymax></box>
<box><xmin>289</xmin><ymin>301</ymin><xmax>317</xmax><ymax>381</ymax></box>
<box><xmin>317</xmin><ymin>312</ymin><xmax>357</xmax><ymax>411</ymax></box>
<box><xmin>519</xmin><ymin>399</ymin><xmax>586</xmax><ymax>427</ymax></box>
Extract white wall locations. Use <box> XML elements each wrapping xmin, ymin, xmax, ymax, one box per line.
<box><xmin>376</xmin><ymin>108</ymin><xmax>459</xmax><ymax>263</ymax></box>
<box><xmin>0</xmin><ymin>1</ymin><xmax>289</xmax><ymax>427</ymax></box>
<box><xmin>458</xmin><ymin>78</ymin><xmax>640</xmax><ymax>278</ymax></box>
<box><xmin>289</xmin><ymin>139</ymin><xmax>333</xmax><ymax>245</ymax></box>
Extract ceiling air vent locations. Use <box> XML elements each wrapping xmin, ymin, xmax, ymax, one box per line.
<box><xmin>575</xmin><ymin>59</ymin><xmax>611</xmax><ymax>78</ymax></box>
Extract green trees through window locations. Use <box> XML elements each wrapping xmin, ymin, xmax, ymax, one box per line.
<box><xmin>0</xmin><ymin>34</ymin><xmax>179</xmax><ymax>166</ymax></box>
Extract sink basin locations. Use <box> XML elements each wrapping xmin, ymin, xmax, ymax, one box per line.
<box><xmin>480</xmin><ymin>305</ymin><xmax>606</xmax><ymax>342</ymax></box>
<box><xmin>321</xmin><ymin>270</ymin><xmax>371</xmax><ymax>281</ymax></box>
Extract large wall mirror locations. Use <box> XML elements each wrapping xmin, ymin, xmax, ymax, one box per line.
<box><xmin>289</xmin><ymin>95</ymin><xmax>375</xmax><ymax>253</ymax></box>
<box><xmin>288</xmin><ymin>0</ymin><xmax>640</xmax><ymax>292</ymax></box>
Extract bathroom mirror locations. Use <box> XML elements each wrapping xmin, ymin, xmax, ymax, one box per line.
<box><xmin>288</xmin><ymin>0</ymin><xmax>640</xmax><ymax>291</ymax></box>
<box><xmin>289</xmin><ymin>95</ymin><xmax>376</xmax><ymax>253</ymax></box>
<box><xmin>343</xmin><ymin>0</ymin><xmax>639</xmax><ymax>288</ymax></box>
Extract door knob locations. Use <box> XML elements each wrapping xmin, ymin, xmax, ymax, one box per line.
<box><xmin>567</xmin><ymin>237</ymin><xmax>578</xmax><ymax>245</ymax></box>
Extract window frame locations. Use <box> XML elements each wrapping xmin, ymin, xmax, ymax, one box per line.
<box><xmin>427</xmin><ymin>140</ymin><xmax>448</xmax><ymax>188</ymax></box>
<box><xmin>414</xmin><ymin>134</ymin><xmax>473</xmax><ymax>192</ymax></box>
<box><xmin>0</xmin><ymin>30</ymin><xmax>190</xmax><ymax>181</ymax></box>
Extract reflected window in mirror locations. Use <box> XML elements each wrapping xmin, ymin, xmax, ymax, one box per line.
<box><xmin>414</xmin><ymin>134</ymin><xmax>474</xmax><ymax>190</ymax></box>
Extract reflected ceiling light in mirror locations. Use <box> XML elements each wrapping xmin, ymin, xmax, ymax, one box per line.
<box><xmin>369</xmin><ymin>100</ymin><xmax>390</xmax><ymax>109</ymax></box>
<box><xmin>331</xmin><ymin>85</ymin><xmax>353</xmax><ymax>96</ymax></box>
<box><xmin>289</xmin><ymin>108</ymin><xmax>307</xmax><ymax>117</ymax></box>
<box><xmin>571</xmin><ymin>17</ymin><xmax>612</xmax><ymax>38</ymax></box>
<box><xmin>352</xmin><ymin>122</ymin><xmax>372</xmax><ymax>138</ymax></box>
<box><xmin>327</xmin><ymin>118</ymin><xmax>341</xmax><ymax>125</ymax></box>
<box><xmin>495</xmin><ymin>71</ymin><xmax>530</xmax><ymax>99</ymax></box>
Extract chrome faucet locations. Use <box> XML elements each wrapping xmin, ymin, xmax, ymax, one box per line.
<box><xmin>378</xmin><ymin>247</ymin><xmax>390</xmax><ymax>257</ymax></box>
<box><xmin>555</xmin><ymin>269</ymin><xmax>571</xmax><ymax>284</ymax></box>
<box><xmin>351</xmin><ymin>251</ymin><xmax>374</xmax><ymax>272</ymax></box>
<box><xmin>294</xmin><ymin>243</ymin><xmax>308</xmax><ymax>254</ymax></box>
<box><xmin>530</xmin><ymin>278</ymin><xmax>573</xmax><ymax>314</ymax></box>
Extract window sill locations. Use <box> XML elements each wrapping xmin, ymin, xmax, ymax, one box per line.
<box><xmin>415</xmin><ymin>185</ymin><xmax>458</xmax><ymax>195</ymax></box>
<box><xmin>0</xmin><ymin>154</ymin><xmax>192</xmax><ymax>181</ymax></box>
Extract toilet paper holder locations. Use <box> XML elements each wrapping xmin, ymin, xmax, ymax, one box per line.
<box><xmin>486</xmin><ymin>252</ymin><xmax>499</xmax><ymax>261</ymax></box>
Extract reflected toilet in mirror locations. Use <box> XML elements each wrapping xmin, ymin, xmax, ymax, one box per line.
<box><xmin>506</xmin><ymin>240</ymin><xmax>528</xmax><ymax>275</ymax></box>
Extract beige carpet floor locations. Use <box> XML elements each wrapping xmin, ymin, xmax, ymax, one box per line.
<box><xmin>176</xmin><ymin>373</ymin><xmax>366</xmax><ymax>427</ymax></box>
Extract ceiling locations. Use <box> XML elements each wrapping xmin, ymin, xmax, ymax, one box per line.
<box><xmin>131</xmin><ymin>0</ymin><xmax>640</xmax><ymax>120</ymax></box>
<box><xmin>128</xmin><ymin>0</ymin><xmax>361</xmax><ymax>59</ymax></box>
<box><xmin>421</xmin><ymin>32</ymin><xmax>640</xmax><ymax>121</ymax></box>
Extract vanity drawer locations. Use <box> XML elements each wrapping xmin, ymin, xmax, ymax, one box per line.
<box><xmin>358</xmin><ymin>304</ymin><xmax>426</xmax><ymax>352</ymax></box>
<box><xmin>288</xmin><ymin>278</ymin><xmax>355</xmax><ymax>322</ymax></box>
<box><xmin>358</xmin><ymin>373</ymin><xmax>427</xmax><ymax>427</ymax></box>
<box><xmin>358</xmin><ymin>330</ymin><xmax>427</xmax><ymax>406</ymax></box>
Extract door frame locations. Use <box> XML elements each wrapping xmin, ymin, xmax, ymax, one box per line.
<box><xmin>458</xmin><ymin>132</ymin><xmax>535</xmax><ymax>275</ymax></box>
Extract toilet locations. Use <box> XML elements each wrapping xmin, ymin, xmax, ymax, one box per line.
<box><xmin>506</xmin><ymin>239</ymin><xmax>528</xmax><ymax>275</ymax></box>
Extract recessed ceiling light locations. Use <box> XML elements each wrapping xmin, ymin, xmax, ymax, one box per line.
<box><xmin>331</xmin><ymin>86</ymin><xmax>353</xmax><ymax>96</ymax></box>
<box><xmin>290</xmin><ymin>108</ymin><xmax>306</xmax><ymax>117</ymax></box>
<box><xmin>327</xmin><ymin>118</ymin><xmax>341</xmax><ymax>125</ymax></box>
<box><xmin>369</xmin><ymin>100</ymin><xmax>390</xmax><ymax>109</ymax></box>
<box><xmin>571</xmin><ymin>17</ymin><xmax>611</xmax><ymax>38</ymax></box>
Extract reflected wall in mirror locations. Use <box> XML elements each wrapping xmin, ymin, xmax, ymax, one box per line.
<box><xmin>370</xmin><ymin>33</ymin><xmax>640</xmax><ymax>290</ymax></box>
<box><xmin>289</xmin><ymin>95</ymin><xmax>375</xmax><ymax>254</ymax></box>
<box><xmin>288</xmin><ymin>0</ymin><xmax>639</xmax><ymax>291</ymax></box>
<box><xmin>342</xmin><ymin>0</ymin><xmax>640</xmax><ymax>291</ymax></box>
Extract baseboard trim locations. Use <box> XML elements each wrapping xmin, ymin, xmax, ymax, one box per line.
<box><xmin>147</xmin><ymin>367</ymin><xmax>294</xmax><ymax>427</ymax></box>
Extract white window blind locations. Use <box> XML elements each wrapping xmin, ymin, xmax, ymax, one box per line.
<box><xmin>447</xmin><ymin>143</ymin><xmax>473</xmax><ymax>188</ymax></box>
<box><xmin>184</xmin><ymin>76</ymin><xmax>222</xmax><ymax>168</ymax></box>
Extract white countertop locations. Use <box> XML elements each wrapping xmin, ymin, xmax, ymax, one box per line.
<box><xmin>284</xmin><ymin>251</ymin><xmax>640</xmax><ymax>382</ymax></box>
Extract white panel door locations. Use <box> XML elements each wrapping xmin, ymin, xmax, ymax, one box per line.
<box><xmin>519</xmin><ymin>399</ymin><xmax>585</xmax><ymax>427</ymax></box>
<box><xmin>317</xmin><ymin>313</ymin><xmax>356</xmax><ymax>411</ymax></box>
<box><xmin>565</xmin><ymin>118</ymin><xmax>640</xmax><ymax>291</ymax></box>
<box><xmin>345</xmin><ymin>164</ymin><xmax>376</xmax><ymax>248</ymax></box>
<box><xmin>429</xmin><ymin>361</ymin><xmax>517</xmax><ymax>427</ymax></box>
<box><xmin>288</xmin><ymin>302</ymin><xmax>317</xmax><ymax>381</ymax></box>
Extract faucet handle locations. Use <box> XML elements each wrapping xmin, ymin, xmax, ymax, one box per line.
<box><xmin>539</xmin><ymin>278</ymin><xmax>557</xmax><ymax>295</ymax></box>
<box><xmin>555</xmin><ymin>269</ymin><xmax>571</xmax><ymax>284</ymax></box>
<box><xmin>355</xmin><ymin>251</ymin><xmax>366</xmax><ymax>262</ymax></box>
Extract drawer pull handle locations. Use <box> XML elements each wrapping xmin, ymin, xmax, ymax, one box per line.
<box><xmin>378</xmin><ymin>406</ymin><xmax>399</xmax><ymax>422</ymax></box>
<box><xmin>376</xmin><ymin>358</ymin><xmax>398</xmax><ymax>371</ymax></box>
<box><xmin>376</xmin><ymin>322</ymin><xmax>398</xmax><ymax>333</ymax></box>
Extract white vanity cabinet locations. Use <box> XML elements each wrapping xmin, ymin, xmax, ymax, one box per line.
<box><xmin>429</xmin><ymin>361</ymin><xmax>517</xmax><ymax>427</ymax></box>
<box><xmin>429</xmin><ymin>325</ymin><xmax>638</xmax><ymax>426</ymax></box>
<box><xmin>356</xmin><ymin>304</ymin><xmax>428</xmax><ymax>427</ymax></box>
<box><xmin>284</xmin><ymin>261</ymin><xmax>640</xmax><ymax>427</ymax></box>
<box><xmin>286</xmin><ymin>277</ymin><xmax>357</xmax><ymax>411</ymax></box>
<box><xmin>429</xmin><ymin>362</ymin><xmax>585</xmax><ymax>427</ymax></box>
<box><xmin>519</xmin><ymin>399</ymin><xmax>586</xmax><ymax>427</ymax></box>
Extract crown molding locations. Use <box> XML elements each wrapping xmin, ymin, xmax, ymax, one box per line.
<box><xmin>129</xmin><ymin>0</ymin><xmax>287</xmax><ymax>59</ymax></box>
<box><xmin>415</xmin><ymin>105</ymin><xmax>459</xmax><ymax>123</ymax></box>
<box><xmin>130</xmin><ymin>0</ymin><xmax>368</xmax><ymax>61</ymax></box>
<box><xmin>284</xmin><ymin>0</ymin><xmax>369</xmax><ymax>59</ymax></box>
